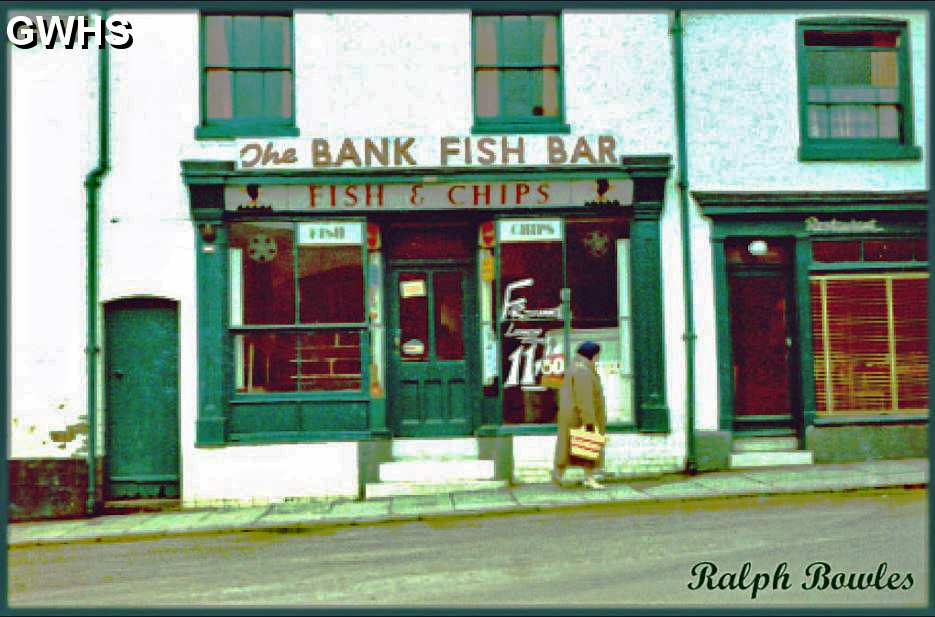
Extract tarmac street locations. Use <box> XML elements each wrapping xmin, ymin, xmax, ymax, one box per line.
<box><xmin>8</xmin><ymin>489</ymin><xmax>928</xmax><ymax>608</ymax></box>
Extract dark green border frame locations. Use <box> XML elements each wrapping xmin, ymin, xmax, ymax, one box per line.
<box><xmin>196</xmin><ymin>10</ymin><xmax>300</xmax><ymax>140</ymax></box>
<box><xmin>695</xmin><ymin>190</ymin><xmax>928</xmax><ymax>437</ymax></box>
<box><xmin>470</xmin><ymin>10</ymin><xmax>571</xmax><ymax>135</ymax></box>
<box><xmin>795</xmin><ymin>17</ymin><xmax>921</xmax><ymax>161</ymax></box>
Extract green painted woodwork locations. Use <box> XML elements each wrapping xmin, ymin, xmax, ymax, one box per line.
<box><xmin>228</xmin><ymin>401</ymin><xmax>369</xmax><ymax>434</ymax></box>
<box><xmin>196</xmin><ymin>12</ymin><xmax>298</xmax><ymax>139</ymax></box>
<box><xmin>181</xmin><ymin>159</ymin><xmax>674</xmax><ymax>186</ymax></box>
<box><xmin>104</xmin><ymin>299</ymin><xmax>180</xmax><ymax>499</ymax></box>
<box><xmin>694</xmin><ymin>193</ymin><xmax>927</xmax><ymax>222</ymax></box>
<box><xmin>229</xmin><ymin>431</ymin><xmax>374</xmax><ymax>444</ymax></box>
<box><xmin>711</xmin><ymin>238</ymin><xmax>733</xmax><ymax>432</ymax></box>
<box><xmin>470</xmin><ymin>12</ymin><xmax>569</xmax><ymax>134</ymax></box>
<box><xmin>185</xmin><ymin>155</ymin><xmax>672</xmax><ymax>441</ymax></box>
<box><xmin>795</xmin><ymin>18</ymin><xmax>919</xmax><ymax>161</ymax></box>
<box><xmin>195</xmin><ymin>221</ymin><xmax>229</xmax><ymax>446</ymax></box>
<box><xmin>386</xmin><ymin>265</ymin><xmax>479</xmax><ymax>437</ymax></box>
<box><xmin>630</xmin><ymin>200</ymin><xmax>670</xmax><ymax>433</ymax></box>
<box><xmin>795</xmin><ymin>236</ymin><xmax>817</xmax><ymax>433</ymax></box>
<box><xmin>700</xmin><ymin>191</ymin><xmax>928</xmax><ymax>436</ymax></box>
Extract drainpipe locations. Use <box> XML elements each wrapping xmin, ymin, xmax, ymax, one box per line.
<box><xmin>84</xmin><ymin>12</ymin><xmax>110</xmax><ymax>514</ymax></box>
<box><xmin>670</xmin><ymin>10</ymin><xmax>698</xmax><ymax>474</ymax></box>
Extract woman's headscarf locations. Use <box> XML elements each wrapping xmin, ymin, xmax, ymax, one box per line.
<box><xmin>577</xmin><ymin>341</ymin><xmax>601</xmax><ymax>361</ymax></box>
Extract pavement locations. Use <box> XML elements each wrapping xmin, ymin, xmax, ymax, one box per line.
<box><xmin>8</xmin><ymin>458</ymin><xmax>928</xmax><ymax>549</ymax></box>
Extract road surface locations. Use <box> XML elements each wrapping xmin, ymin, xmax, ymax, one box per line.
<box><xmin>9</xmin><ymin>488</ymin><xmax>927</xmax><ymax>608</ymax></box>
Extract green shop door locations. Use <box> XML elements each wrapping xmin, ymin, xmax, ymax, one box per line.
<box><xmin>104</xmin><ymin>298</ymin><xmax>180</xmax><ymax>499</ymax></box>
<box><xmin>387</xmin><ymin>266</ymin><xmax>477</xmax><ymax>436</ymax></box>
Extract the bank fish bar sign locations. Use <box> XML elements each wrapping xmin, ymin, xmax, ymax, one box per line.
<box><xmin>237</xmin><ymin>136</ymin><xmax>629</xmax><ymax>169</ymax></box>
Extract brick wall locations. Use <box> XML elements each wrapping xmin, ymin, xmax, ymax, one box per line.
<box><xmin>9</xmin><ymin>458</ymin><xmax>104</xmax><ymax>521</ymax></box>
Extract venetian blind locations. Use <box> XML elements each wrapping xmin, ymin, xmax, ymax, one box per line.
<box><xmin>811</xmin><ymin>273</ymin><xmax>928</xmax><ymax>415</ymax></box>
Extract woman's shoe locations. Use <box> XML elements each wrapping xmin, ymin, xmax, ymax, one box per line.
<box><xmin>582</xmin><ymin>476</ymin><xmax>605</xmax><ymax>490</ymax></box>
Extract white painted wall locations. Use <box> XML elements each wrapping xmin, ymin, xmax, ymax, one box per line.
<box><xmin>184</xmin><ymin>442</ymin><xmax>359</xmax><ymax>507</ymax></box>
<box><xmin>683</xmin><ymin>10</ymin><xmax>927</xmax><ymax>192</ymax></box>
<box><xmin>682</xmin><ymin>11</ymin><xmax>928</xmax><ymax>432</ymax></box>
<box><xmin>33</xmin><ymin>9</ymin><xmax>932</xmax><ymax>497</ymax></box>
<box><xmin>10</xmin><ymin>38</ymin><xmax>97</xmax><ymax>459</ymax></box>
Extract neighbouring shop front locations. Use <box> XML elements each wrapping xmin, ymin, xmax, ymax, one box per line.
<box><xmin>696</xmin><ymin>191</ymin><xmax>928</xmax><ymax>462</ymax></box>
<box><xmin>183</xmin><ymin>155</ymin><xmax>673</xmax><ymax>450</ymax></box>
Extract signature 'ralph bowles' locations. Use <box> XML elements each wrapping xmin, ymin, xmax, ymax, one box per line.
<box><xmin>688</xmin><ymin>561</ymin><xmax>914</xmax><ymax>600</ymax></box>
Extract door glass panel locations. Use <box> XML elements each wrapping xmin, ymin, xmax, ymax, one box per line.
<box><xmin>499</xmin><ymin>233</ymin><xmax>563</xmax><ymax>424</ymax></box>
<box><xmin>398</xmin><ymin>272</ymin><xmax>428</xmax><ymax>362</ymax></box>
<box><xmin>434</xmin><ymin>271</ymin><xmax>464</xmax><ymax>360</ymax></box>
<box><xmin>729</xmin><ymin>275</ymin><xmax>792</xmax><ymax>416</ymax></box>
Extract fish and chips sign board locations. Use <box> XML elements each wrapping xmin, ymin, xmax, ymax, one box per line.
<box><xmin>225</xmin><ymin>136</ymin><xmax>635</xmax><ymax>212</ymax></box>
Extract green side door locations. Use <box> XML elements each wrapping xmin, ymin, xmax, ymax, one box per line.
<box><xmin>387</xmin><ymin>266</ymin><xmax>478</xmax><ymax>437</ymax></box>
<box><xmin>104</xmin><ymin>298</ymin><xmax>180</xmax><ymax>499</ymax></box>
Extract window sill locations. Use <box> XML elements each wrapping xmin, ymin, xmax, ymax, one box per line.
<box><xmin>195</xmin><ymin>123</ymin><xmax>300</xmax><ymax>140</ymax></box>
<box><xmin>207</xmin><ymin>431</ymin><xmax>377</xmax><ymax>446</ymax></box>
<box><xmin>812</xmin><ymin>413</ymin><xmax>929</xmax><ymax>427</ymax></box>
<box><xmin>799</xmin><ymin>143</ymin><xmax>922</xmax><ymax>161</ymax></box>
<box><xmin>230</xmin><ymin>392</ymin><xmax>370</xmax><ymax>404</ymax></box>
<box><xmin>471</xmin><ymin>121</ymin><xmax>571</xmax><ymax>135</ymax></box>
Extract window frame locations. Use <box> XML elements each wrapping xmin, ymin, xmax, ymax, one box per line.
<box><xmin>795</xmin><ymin>17</ymin><xmax>920</xmax><ymax>161</ymax></box>
<box><xmin>493</xmin><ymin>215</ymin><xmax>637</xmax><ymax>430</ymax></box>
<box><xmin>197</xmin><ymin>11</ymin><xmax>299</xmax><ymax>140</ymax></box>
<box><xmin>227</xmin><ymin>219</ymin><xmax>370</xmax><ymax>400</ymax></box>
<box><xmin>470</xmin><ymin>11</ymin><xmax>571</xmax><ymax>135</ymax></box>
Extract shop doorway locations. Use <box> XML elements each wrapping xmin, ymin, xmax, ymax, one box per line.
<box><xmin>385</xmin><ymin>225</ymin><xmax>478</xmax><ymax>436</ymax></box>
<box><xmin>725</xmin><ymin>239</ymin><xmax>799</xmax><ymax>435</ymax></box>
<box><xmin>103</xmin><ymin>298</ymin><xmax>180</xmax><ymax>499</ymax></box>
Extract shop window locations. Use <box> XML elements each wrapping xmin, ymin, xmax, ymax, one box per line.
<box><xmin>230</xmin><ymin>222</ymin><xmax>366</xmax><ymax>393</ymax></box>
<box><xmin>497</xmin><ymin>218</ymin><xmax>633</xmax><ymax>425</ymax></box>
<box><xmin>863</xmin><ymin>238</ymin><xmax>925</xmax><ymax>261</ymax></box>
<box><xmin>565</xmin><ymin>219</ymin><xmax>633</xmax><ymax>425</ymax></box>
<box><xmin>229</xmin><ymin>222</ymin><xmax>295</xmax><ymax>325</ymax></box>
<box><xmin>198</xmin><ymin>12</ymin><xmax>298</xmax><ymax>139</ymax></box>
<box><xmin>812</xmin><ymin>240</ymin><xmax>862</xmax><ymax>262</ymax></box>
<box><xmin>471</xmin><ymin>12</ymin><xmax>569</xmax><ymax>134</ymax></box>
<box><xmin>797</xmin><ymin>19</ymin><xmax>919</xmax><ymax>160</ymax></box>
<box><xmin>298</xmin><ymin>245</ymin><xmax>364</xmax><ymax>323</ymax></box>
<box><xmin>810</xmin><ymin>273</ymin><xmax>928</xmax><ymax>415</ymax></box>
<box><xmin>811</xmin><ymin>238</ymin><xmax>927</xmax><ymax>262</ymax></box>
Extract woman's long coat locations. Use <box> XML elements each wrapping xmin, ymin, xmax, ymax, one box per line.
<box><xmin>554</xmin><ymin>354</ymin><xmax>607</xmax><ymax>469</ymax></box>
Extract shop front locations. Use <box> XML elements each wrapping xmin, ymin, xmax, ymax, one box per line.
<box><xmin>182</xmin><ymin>154</ymin><xmax>673</xmax><ymax>495</ymax></box>
<box><xmin>697</xmin><ymin>191</ymin><xmax>928</xmax><ymax>462</ymax></box>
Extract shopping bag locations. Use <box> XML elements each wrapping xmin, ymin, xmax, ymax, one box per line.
<box><xmin>569</xmin><ymin>426</ymin><xmax>607</xmax><ymax>461</ymax></box>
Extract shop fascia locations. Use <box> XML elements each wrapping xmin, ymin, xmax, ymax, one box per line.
<box><xmin>229</xmin><ymin>135</ymin><xmax>636</xmax><ymax>212</ymax></box>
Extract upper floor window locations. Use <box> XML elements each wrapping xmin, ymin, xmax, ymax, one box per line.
<box><xmin>797</xmin><ymin>19</ymin><xmax>920</xmax><ymax>160</ymax></box>
<box><xmin>472</xmin><ymin>12</ymin><xmax>570</xmax><ymax>134</ymax></box>
<box><xmin>197</xmin><ymin>12</ymin><xmax>298</xmax><ymax>139</ymax></box>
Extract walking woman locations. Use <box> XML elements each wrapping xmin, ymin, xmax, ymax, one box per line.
<box><xmin>552</xmin><ymin>341</ymin><xmax>607</xmax><ymax>489</ymax></box>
